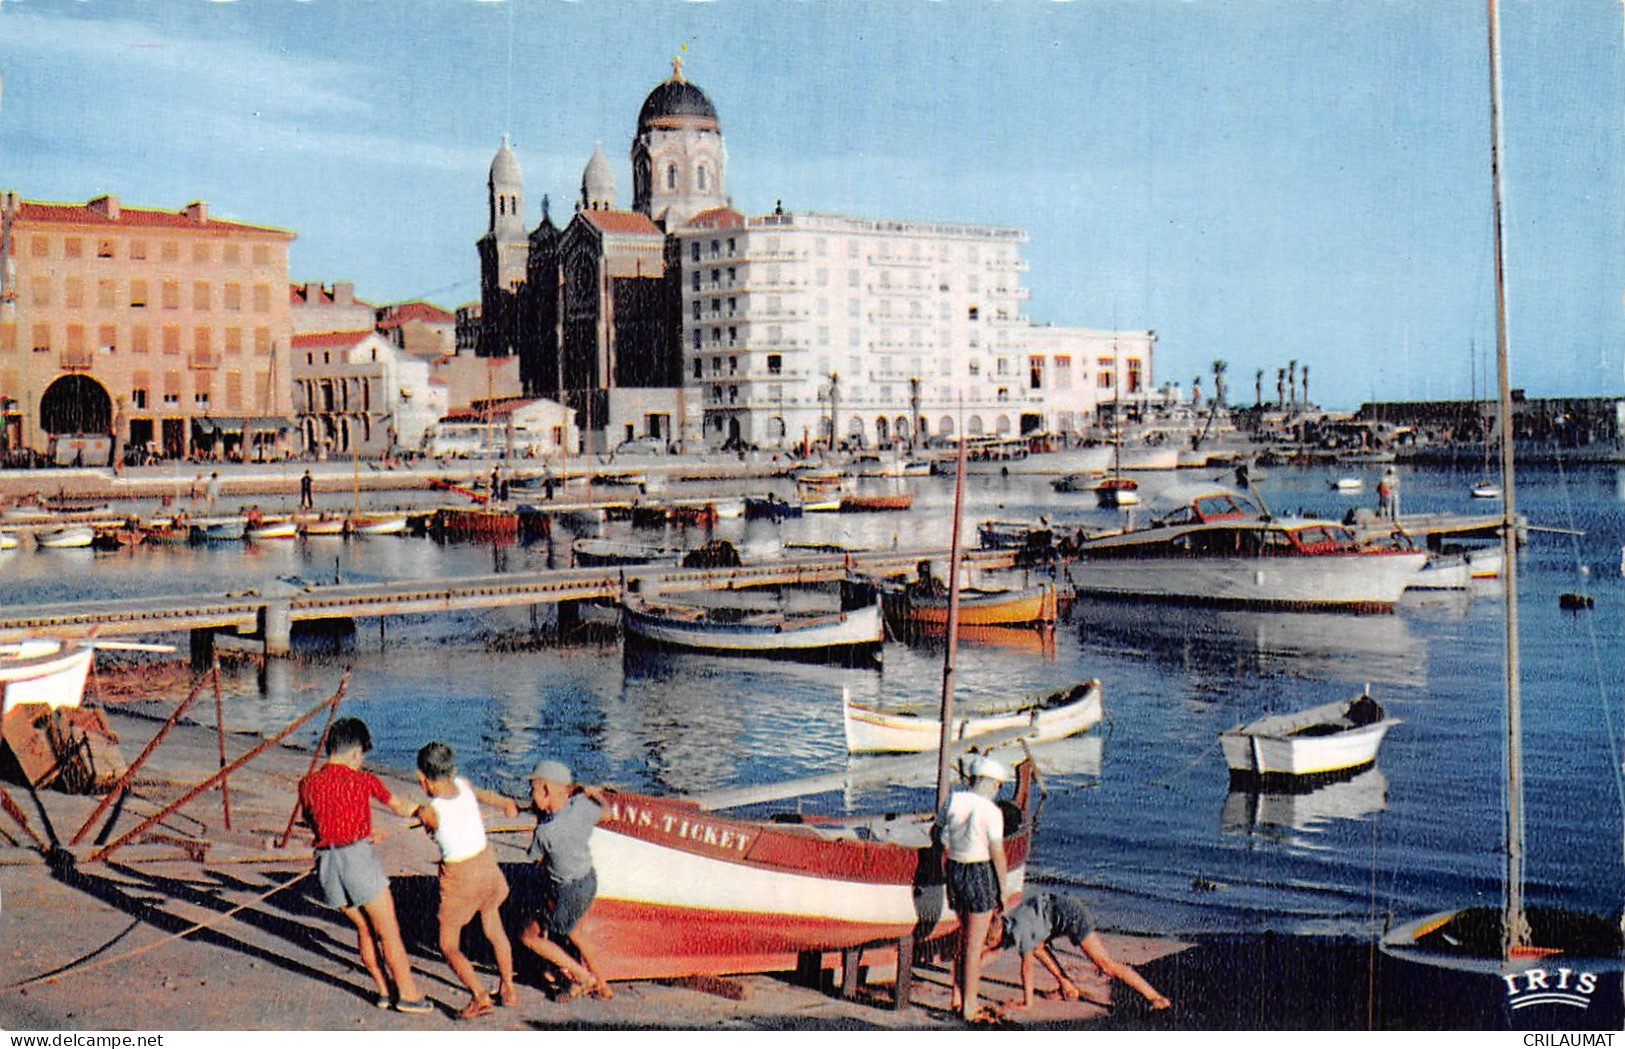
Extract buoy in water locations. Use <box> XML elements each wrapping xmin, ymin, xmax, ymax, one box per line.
<box><xmin>1558</xmin><ymin>592</ymin><xmax>1594</xmax><ymax>611</ymax></box>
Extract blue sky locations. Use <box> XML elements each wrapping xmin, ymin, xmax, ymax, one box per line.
<box><xmin>2</xmin><ymin>0</ymin><xmax>1620</xmax><ymax>409</ymax></box>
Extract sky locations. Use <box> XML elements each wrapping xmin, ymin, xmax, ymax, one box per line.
<box><xmin>1</xmin><ymin>0</ymin><xmax>1621</xmax><ymax>410</ymax></box>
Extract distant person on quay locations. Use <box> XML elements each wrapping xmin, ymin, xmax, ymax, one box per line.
<box><xmin>515</xmin><ymin>759</ymin><xmax>615</xmax><ymax>1001</ymax></box>
<box><xmin>301</xmin><ymin>468</ymin><xmax>315</xmax><ymax>509</ymax></box>
<box><xmin>297</xmin><ymin>717</ymin><xmax>433</xmax><ymax>1014</ymax></box>
<box><xmin>984</xmin><ymin>890</ymin><xmax>1170</xmax><ymax>1014</ymax></box>
<box><xmin>414</xmin><ymin>742</ymin><xmax>520</xmax><ymax>1020</ymax></box>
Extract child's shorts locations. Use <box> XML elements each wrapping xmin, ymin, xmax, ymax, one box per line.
<box><xmin>439</xmin><ymin>845</ymin><xmax>510</xmax><ymax>929</ymax></box>
<box><xmin>316</xmin><ymin>840</ymin><xmax>389</xmax><ymax>910</ymax></box>
<box><xmin>945</xmin><ymin>858</ymin><xmax>999</xmax><ymax>915</ymax></box>
<box><xmin>543</xmin><ymin>870</ymin><xmax>597</xmax><ymax>936</ymax></box>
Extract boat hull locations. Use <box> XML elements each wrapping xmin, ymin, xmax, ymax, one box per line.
<box><xmin>1071</xmin><ymin>552</ymin><xmax>1426</xmax><ymax>612</ymax></box>
<box><xmin>883</xmin><ymin>583</ymin><xmax>1057</xmax><ymax>628</ymax></box>
<box><xmin>1220</xmin><ymin>694</ymin><xmax>1399</xmax><ymax>780</ymax></box>
<box><xmin>622</xmin><ymin>595</ymin><xmax>884</xmax><ymax>666</ymax></box>
<box><xmin>844</xmin><ymin>680</ymin><xmax>1102</xmax><ymax>753</ymax></box>
<box><xmin>1</xmin><ymin>640</ymin><xmax>93</xmax><ymax>716</ymax></box>
<box><xmin>572</xmin><ymin>775</ymin><xmax>1033</xmax><ymax>981</ymax></box>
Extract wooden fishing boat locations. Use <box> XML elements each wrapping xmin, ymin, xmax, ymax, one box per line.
<box><xmin>621</xmin><ymin>580</ymin><xmax>883</xmax><ymax>666</ymax></box>
<box><xmin>976</xmin><ymin>520</ymin><xmax>1053</xmax><ymax>551</ymax></box>
<box><xmin>142</xmin><ymin>519</ymin><xmax>192</xmax><ymax>545</ymax></box>
<box><xmin>744</xmin><ymin>495</ymin><xmax>802</xmax><ymax>521</ymax></box>
<box><xmin>1469</xmin><ymin>479</ymin><xmax>1502</xmax><ymax>500</ymax></box>
<box><xmin>572</xmin><ymin>538</ymin><xmax>676</xmax><ymax>567</ymax></box>
<box><xmin>1219</xmin><ymin>691</ymin><xmax>1399</xmax><ymax>782</ymax></box>
<box><xmin>90</xmin><ymin>523</ymin><xmax>147</xmax><ymax>550</ymax></box>
<box><xmin>0</xmin><ymin>531</ymin><xmax>18</xmax><ymax>550</ymax></box>
<box><xmin>1070</xmin><ymin>489</ymin><xmax>1426</xmax><ymax>611</ymax></box>
<box><xmin>247</xmin><ymin>519</ymin><xmax>299</xmax><ymax>541</ymax></box>
<box><xmin>838</xmin><ymin>491</ymin><xmax>913</xmax><ymax>512</ymax></box>
<box><xmin>667</xmin><ymin>502</ymin><xmax>720</xmax><ymax>527</ymax></box>
<box><xmin>843</xmin><ymin>679</ymin><xmax>1102</xmax><ymax>754</ymax></box>
<box><xmin>594</xmin><ymin>470</ymin><xmax>648</xmax><ymax>487</ymax></box>
<box><xmin>1050</xmin><ymin>472</ymin><xmax>1105</xmax><ymax>494</ymax></box>
<box><xmin>189</xmin><ymin>518</ymin><xmax>247</xmax><ymax>543</ymax></box>
<box><xmin>431</xmin><ymin>505</ymin><xmax>519</xmax><ymax>538</ymax></box>
<box><xmin>882</xmin><ymin>579</ymin><xmax>1057</xmax><ymax>630</ymax></box>
<box><xmin>0</xmin><ymin>639</ymin><xmax>95</xmax><ymax>715</ymax></box>
<box><xmin>574</xmin><ymin>759</ymin><xmax>1038</xmax><ymax>981</ymax></box>
<box><xmin>296</xmin><ymin>514</ymin><xmax>347</xmax><ymax>537</ymax></box>
<box><xmin>1330</xmin><ymin>476</ymin><xmax>1365</xmax><ymax>491</ymax></box>
<box><xmin>1093</xmin><ymin>476</ymin><xmax>1139</xmax><ymax>508</ymax></box>
<box><xmin>801</xmin><ymin>494</ymin><xmax>842</xmax><ymax>513</ymax></box>
<box><xmin>37</xmin><ymin>525</ymin><xmax>95</xmax><ymax>549</ymax></box>
<box><xmin>348</xmin><ymin>513</ymin><xmax>409</xmax><ymax>536</ymax></box>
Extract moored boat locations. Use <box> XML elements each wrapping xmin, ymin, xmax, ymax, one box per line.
<box><xmin>1219</xmin><ymin>691</ymin><xmax>1399</xmax><ymax>782</ymax></box>
<box><xmin>348</xmin><ymin>513</ymin><xmax>409</xmax><ymax>536</ymax></box>
<box><xmin>0</xmin><ymin>531</ymin><xmax>18</xmax><ymax>550</ymax></box>
<box><xmin>1330</xmin><ymin>476</ymin><xmax>1365</xmax><ymax>491</ymax></box>
<box><xmin>1093</xmin><ymin>476</ymin><xmax>1140</xmax><ymax>508</ymax></box>
<box><xmin>621</xmin><ymin>580</ymin><xmax>883</xmax><ymax>666</ymax></box>
<box><xmin>881</xmin><ymin>577</ymin><xmax>1057</xmax><ymax>630</ymax></box>
<box><xmin>0</xmin><ymin>638</ymin><xmax>94</xmax><ymax>715</ymax></box>
<box><xmin>190</xmin><ymin>518</ymin><xmax>247</xmax><ymax>543</ymax></box>
<box><xmin>1070</xmin><ymin>489</ymin><xmax>1426</xmax><ymax>611</ymax></box>
<box><xmin>1469</xmin><ymin>479</ymin><xmax>1502</xmax><ymax>500</ymax></box>
<box><xmin>574</xmin><ymin>759</ymin><xmax>1037</xmax><ymax>981</ymax></box>
<box><xmin>1050</xmin><ymin>472</ymin><xmax>1104</xmax><ymax>494</ymax></box>
<box><xmin>843</xmin><ymin>679</ymin><xmax>1102</xmax><ymax>754</ymax></box>
<box><xmin>744</xmin><ymin>494</ymin><xmax>802</xmax><ymax>521</ymax></box>
<box><xmin>572</xmin><ymin>537</ymin><xmax>677</xmax><ymax>567</ymax></box>
<box><xmin>838</xmin><ymin>491</ymin><xmax>913</xmax><ymax>512</ymax></box>
<box><xmin>37</xmin><ymin>525</ymin><xmax>95</xmax><ymax>549</ymax></box>
<box><xmin>296</xmin><ymin>514</ymin><xmax>347</xmax><ymax>537</ymax></box>
<box><xmin>247</xmin><ymin>519</ymin><xmax>299</xmax><ymax>541</ymax></box>
<box><xmin>976</xmin><ymin>520</ymin><xmax>1053</xmax><ymax>551</ymax></box>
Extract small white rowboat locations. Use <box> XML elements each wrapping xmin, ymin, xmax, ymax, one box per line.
<box><xmin>1220</xmin><ymin>691</ymin><xmax>1399</xmax><ymax>780</ymax></box>
<box><xmin>843</xmin><ymin>679</ymin><xmax>1103</xmax><ymax>754</ymax></box>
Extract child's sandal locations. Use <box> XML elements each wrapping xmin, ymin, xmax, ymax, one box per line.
<box><xmin>456</xmin><ymin>997</ymin><xmax>495</xmax><ymax>1021</ymax></box>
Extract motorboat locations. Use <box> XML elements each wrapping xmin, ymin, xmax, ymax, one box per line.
<box><xmin>621</xmin><ymin>579</ymin><xmax>883</xmax><ymax>666</ymax></box>
<box><xmin>1069</xmin><ymin>489</ymin><xmax>1427</xmax><ymax>611</ymax></box>
<box><xmin>1220</xmin><ymin>691</ymin><xmax>1399</xmax><ymax>781</ymax></box>
<box><xmin>1093</xmin><ymin>476</ymin><xmax>1140</xmax><ymax>508</ymax></box>
<box><xmin>843</xmin><ymin>679</ymin><xmax>1102</xmax><ymax>754</ymax></box>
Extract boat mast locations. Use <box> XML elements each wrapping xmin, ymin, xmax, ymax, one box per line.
<box><xmin>934</xmin><ymin>405</ymin><xmax>970</xmax><ymax>810</ymax></box>
<box><xmin>1486</xmin><ymin>0</ymin><xmax>1528</xmax><ymax>955</ymax></box>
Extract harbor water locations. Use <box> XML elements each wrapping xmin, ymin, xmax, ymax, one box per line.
<box><xmin>4</xmin><ymin>460</ymin><xmax>1622</xmax><ymax>940</ymax></box>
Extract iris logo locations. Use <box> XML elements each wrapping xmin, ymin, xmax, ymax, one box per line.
<box><xmin>1503</xmin><ymin>968</ymin><xmax>1598</xmax><ymax>1010</ymax></box>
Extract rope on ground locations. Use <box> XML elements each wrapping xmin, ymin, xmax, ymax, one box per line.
<box><xmin>1</xmin><ymin>867</ymin><xmax>314</xmax><ymax>994</ymax></box>
<box><xmin>1146</xmin><ymin>737</ymin><xmax>1221</xmax><ymax>789</ymax></box>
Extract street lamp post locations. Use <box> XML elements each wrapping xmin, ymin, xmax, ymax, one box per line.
<box><xmin>908</xmin><ymin>375</ymin><xmax>921</xmax><ymax>451</ymax></box>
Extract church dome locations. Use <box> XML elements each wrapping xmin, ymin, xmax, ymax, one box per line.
<box><xmin>489</xmin><ymin>136</ymin><xmax>522</xmax><ymax>187</ymax></box>
<box><xmin>580</xmin><ymin>141</ymin><xmax>616</xmax><ymax>210</ymax></box>
<box><xmin>638</xmin><ymin>61</ymin><xmax>719</xmax><ymax>131</ymax></box>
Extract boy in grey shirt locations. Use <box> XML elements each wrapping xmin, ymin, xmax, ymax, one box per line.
<box><xmin>516</xmin><ymin>759</ymin><xmax>614</xmax><ymax>1000</ymax></box>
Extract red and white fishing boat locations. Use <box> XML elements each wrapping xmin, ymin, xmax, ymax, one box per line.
<box><xmin>1071</xmin><ymin>489</ymin><xmax>1426</xmax><ymax>611</ymax></box>
<box><xmin>577</xmin><ymin>760</ymin><xmax>1038</xmax><ymax>981</ymax></box>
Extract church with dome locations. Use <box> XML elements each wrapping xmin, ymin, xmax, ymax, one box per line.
<box><xmin>477</xmin><ymin>61</ymin><xmax>1155</xmax><ymax>453</ymax></box>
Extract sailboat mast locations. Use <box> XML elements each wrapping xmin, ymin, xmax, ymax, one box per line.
<box><xmin>1486</xmin><ymin>0</ymin><xmax>1527</xmax><ymax>954</ymax></box>
<box><xmin>934</xmin><ymin>410</ymin><xmax>970</xmax><ymax>811</ymax></box>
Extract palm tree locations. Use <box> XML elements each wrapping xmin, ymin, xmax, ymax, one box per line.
<box><xmin>1191</xmin><ymin>376</ymin><xmax>1203</xmax><ymax>408</ymax></box>
<box><xmin>826</xmin><ymin>370</ymin><xmax>841</xmax><ymax>449</ymax></box>
<box><xmin>1211</xmin><ymin>359</ymin><xmax>1229</xmax><ymax>408</ymax></box>
<box><xmin>1288</xmin><ymin>359</ymin><xmax>1298</xmax><ymax>409</ymax></box>
<box><xmin>1276</xmin><ymin>367</ymin><xmax>1286</xmax><ymax>409</ymax></box>
<box><xmin>1301</xmin><ymin>364</ymin><xmax>1310</xmax><ymax>408</ymax></box>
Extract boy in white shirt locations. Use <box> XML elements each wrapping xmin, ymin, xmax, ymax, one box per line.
<box><xmin>937</xmin><ymin>754</ymin><xmax>1011</xmax><ymax>1024</ymax></box>
<box><xmin>414</xmin><ymin>742</ymin><xmax>520</xmax><ymax>1020</ymax></box>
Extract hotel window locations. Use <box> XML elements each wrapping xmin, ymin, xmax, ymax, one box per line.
<box><xmin>255</xmin><ymin>328</ymin><xmax>271</xmax><ymax>355</ymax></box>
<box><xmin>692</xmin><ymin>330</ymin><xmax>702</xmax><ymax>351</ymax></box>
<box><xmin>697</xmin><ymin>164</ymin><xmax>708</xmax><ymax>191</ymax></box>
<box><xmin>163</xmin><ymin>372</ymin><xmax>180</xmax><ymax>405</ymax></box>
<box><xmin>98</xmin><ymin>324</ymin><xmax>117</xmax><ymax>351</ymax></box>
<box><xmin>130</xmin><ymin>240</ymin><xmax>148</xmax><ymax>261</ymax></box>
<box><xmin>66</xmin><ymin>325</ymin><xmax>85</xmax><ymax>356</ymax></box>
<box><xmin>98</xmin><ymin>279</ymin><xmax>116</xmax><ymax>309</ymax></box>
<box><xmin>252</xmin><ymin>283</ymin><xmax>270</xmax><ymax>312</ymax></box>
<box><xmin>691</xmin><ymin>242</ymin><xmax>701</xmax><ymax>262</ymax></box>
<box><xmin>97</xmin><ymin>239</ymin><xmax>114</xmax><ymax>259</ymax></box>
<box><xmin>691</xmin><ymin>272</ymin><xmax>700</xmax><ymax>292</ymax></box>
<box><xmin>967</xmin><ymin>306</ymin><xmax>979</xmax><ymax>321</ymax></box>
<box><xmin>1029</xmin><ymin>356</ymin><xmax>1043</xmax><ymax>390</ymax></box>
<box><xmin>193</xmin><ymin>281</ymin><xmax>211</xmax><ymax>310</ymax></box>
<box><xmin>31</xmin><ymin>324</ymin><xmax>50</xmax><ymax>353</ymax></box>
<box><xmin>692</xmin><ymin>357</ymin><xmax>702</xmax><ymax>379</ymax></box>
<box><xmin>727</xmin><ymin>297</ymin><xmax>736</xmax><ymax>316</ymax></box>
<box><xmin>225</xmin><ymin>371</ymin><xmax>243</xmax><ymax>410</ymax></box>
<box><xmin>1127</xmin><ymin>359</ymin><xmax>1142</xmax><ymax>393</ymax></box>
<box><xmin>666</xmin><ymin>164</ymin><xmax>677</xmax><ymax>190</ymax></box>
<box><xmin>65</xmin><ymin>278</ymin><xmax>84</xmax><ymax>309</ymax></box>
<box><xmin>727</xmin><ymin>326</ymin><xmax>737</xmax><ymax>346</ymax></box>
<box><xmin>162</xmin><ymin>280</ymin><xmax>180</xmax><ymax>309</ymax></box>
<box><xmin>767</xmin><ymin>354</ymin><xmax>782</xmax><ymax>375</ymax></box>
<box><xmin>192</xmin><ymin>242</ymin><xmax>210</xmax><ymax>264</ymax></box>
<box><xmin>252</xmin><ymin>244</ymin><xmax>269</xmax><ymax>265</ymax></box>
<box><xmin>64</xmin><ymin>237</ymin><xmax>83</xmax><ymax>259</ymax></box>
<box><xmin>1055</xmin><ymin>355</ymin><xmax>1071</xmax><ymax>388</ymax></box>
<box><xmin>728</xmin><ymin>237</ymin><xmax>736</xmax><ymax>253</ymax></box>
<box><xmin>30</xmin><ymin>236</ymin><xmax>49</xmax><ymax>258</ymax></box>
<box><xmin>193</xmin><ymin>327</ymin><xmax>212</xmax><ymax>361</ymax></box>
<box><xmin>162</xmin><ymin>241</ymin><xmax>179</xmax><ymax>262</ymax></box>
<box><xmin>162</xmin><ymin>325</ymin><xmax>180</xmax><ymax>355</ymax></box>
<box><xmin>711</xmin><ymin>298</ymin><xmax>721</xmax><ymax>317</ymax></box>
<box><xmin>132</xmin><ymin>326</ymin><xmax>149</xmax><ymax>354</ymax></box>
<box><xmin>30</xmin><ymin>277</ymin><xmax>50</xmax><ymax>307</ymax></box>
<box><xmin>224</xmin><ymin>282</ymin><xmax>242</xmax><ymax>311</ymax></box>
<box><xmin>968</xmin><ymin>361</ymin><xmax>980</xmax><ymax>377</ymax></box>
<box><xmin>131</xmin><ymin>388</ymin><xmax>147</xmax><ymax>410</ymax></box>
<box><xmin>0</xmin><ymin>321</ymin><xmax>14</xmax><ymax>353</ymax></box>
<box><xmin>130</xmin><ymin>280</ymin><xmax>148</xmax><ymax>308</ymax></box>
<box><xmin>710</xmin><ymin>239</ymin><xmax>720</xmax><ymax>258</ymax></box>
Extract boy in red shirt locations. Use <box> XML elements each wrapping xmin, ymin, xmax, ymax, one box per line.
<box><xmin>298</xmin><ymin>717</ymin><xmax>432</xmax><ymax>1013</ymax></box>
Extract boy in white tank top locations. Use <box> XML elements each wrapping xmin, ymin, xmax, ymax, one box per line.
<box><xmin>415</xmin><ymin>742</ymin><xmax>521</xmax><ymax>1020</ymax></box>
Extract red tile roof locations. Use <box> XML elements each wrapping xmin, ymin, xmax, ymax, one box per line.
<box><xmin>16</xmin><ymin>199</ymin><xmax>292</xmax><ymax>237</ymax></box>
<box><xmin>441</xmin><ymin>397</ymin><xmax>543</xmax><ymax>423</ymax></box>
<box><xmin>579</xmin><ymin>210</ymin><xmax>663</xmax><ymax>236</ymax></box>
<box><xmin>377</xmin><ymin>300</ymin><xmax>455</xmax><ymax>328</ymax></box>
<box><xmin>291</xmin><ymin>329</ymin><xmax>377</xmax><ymax>350</ymax></box>
<box><xmin>685</xmin><ymin>207</ymin><xmax>745</xmax><ymax>229</ymax></box>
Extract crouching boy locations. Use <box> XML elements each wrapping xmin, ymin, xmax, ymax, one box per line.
<box><xmin>516</xmin><ymin>759</ymin><xmax>614</xmax><ymax>1001</ymax></box>
<box><xmin>988</xmin><ymin>891</ymin><xmax>1170</xmax><ymax>1012</ymax></box>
